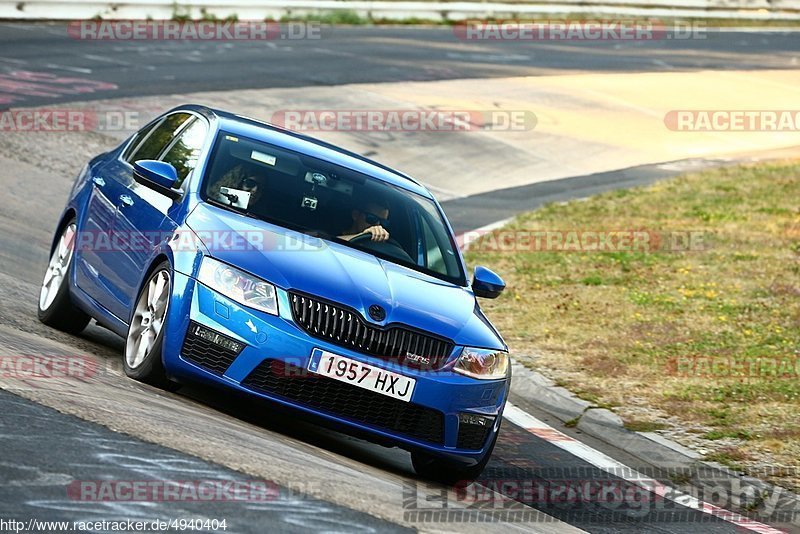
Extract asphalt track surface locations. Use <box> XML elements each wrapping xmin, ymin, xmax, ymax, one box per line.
<box><xmin>0</xmin><ymin>23</ymin><xmax>797</xmax><ymax>533</ymax></box>
<box><xmin>1</xmin><ymin>23</ymin><xmax>800</xmax><ymax>109</ymax></box>
<box><xmin>0</xmin><ymin>389</ymin><xmax>409</xmax><ymax>533</ymax></box>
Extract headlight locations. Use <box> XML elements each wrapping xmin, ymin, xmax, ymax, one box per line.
<box><xmin>198</xmin><ymin>257</ymin><xmax>278</xmax><ymax>315</ymax></box>
<box><xmin>454</xmin><ymin>347</ymin><xmax>509</xmax><ymax>379</ymax></box>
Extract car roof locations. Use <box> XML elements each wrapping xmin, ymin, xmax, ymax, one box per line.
<box><xmin>177</xmin><ymin>104</ymin><xmax>433</xmax><ymax>199</ymax></box>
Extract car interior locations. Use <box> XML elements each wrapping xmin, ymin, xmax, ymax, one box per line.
<box><xmin>203</xmin><ymin>133</ymin><xmax>422</xmax><ymax>267</ymax></box>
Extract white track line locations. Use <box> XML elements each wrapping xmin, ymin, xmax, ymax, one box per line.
<box><xmin>503</xmin><ymin>402</ymin><xmax>785</xmax><ymax>534</ymax></box>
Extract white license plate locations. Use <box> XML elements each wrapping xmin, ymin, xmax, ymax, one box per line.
<box><xmin>307</xmin><ymin>348</ymin><xmax>416</xmax><ymax>402</ymax></box>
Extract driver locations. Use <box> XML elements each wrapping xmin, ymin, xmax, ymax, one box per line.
<box><xmin>339</xmin><ymin>199</ymin><xmax>390</xmax><ymax>242</ymax></box>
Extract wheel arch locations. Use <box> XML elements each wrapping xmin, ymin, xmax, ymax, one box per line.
<box><xmin>129</xmin><ymin>253</ymin><xmax>173</xmax><ymax>323</ymax></box>
<box><xmin>124</xmin><ymin>252</ymin><xmax>180</xmax><ymax>390</ymax></box>
<box><xmin>50</xmin><ymin>208</ymin><xmax>78</xmax><ymax>255</ymax></box>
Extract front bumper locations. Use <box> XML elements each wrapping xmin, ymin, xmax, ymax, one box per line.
<box><xmin>162</xmin><ymin>272</ymin><xmax>509</xmax><ymax>466</ymax></box>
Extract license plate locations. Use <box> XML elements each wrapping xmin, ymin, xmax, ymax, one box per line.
<box><xmin>308</xmin><ymin>348</ymin><xmax>416</xmax><ymax>402</ymax></box>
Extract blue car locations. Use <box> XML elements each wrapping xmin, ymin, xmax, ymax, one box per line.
<box><xmin>37</xmin><ymin>105</ymin><xmax>509</xmax><ymax>482</ymax></box>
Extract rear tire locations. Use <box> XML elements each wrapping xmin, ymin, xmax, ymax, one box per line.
<box><xmin>411</xmin><ymin>430</ymin><xmax>499</xmax><ymax>485</ymax></box>
<box><xmin>37</xmin><ymin>220</ymin><xmax>91</xmax><ymax>334</ymax></box>
<box><xmin>123</xmin><ymin>261</ymin><xmax>180</xmax><ymax>391</ymax></box>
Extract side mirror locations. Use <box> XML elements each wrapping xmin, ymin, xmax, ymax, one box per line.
<box><xmin>472</xmin><ymin>266</ymin><xmax>505</xmax><ymax>299</ymax></box>
<box><xmin>133</xmin><ymin>160</ymin><xmax>181</xmax><ymax>200</ymax></box>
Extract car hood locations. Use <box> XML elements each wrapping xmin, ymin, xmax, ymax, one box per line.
<box><xmin>187</xmin><ymin>203</ymin><xmax>504</xmax><ymax>349</ymax></box>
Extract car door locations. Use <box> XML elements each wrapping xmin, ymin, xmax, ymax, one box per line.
<box><xmin>106</xmin><ymin>114</ymin><xmax>209</xmax><ymax>321</ymax></box>
<box><xmin>73</xmin><ymin>117</ymin><xmax>165</xmax><ymax>317</ymax></box>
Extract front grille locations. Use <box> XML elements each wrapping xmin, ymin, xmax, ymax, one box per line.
<box><xmin>457</xmin><ymin>422</ymin><xmax>492</xmax><ymax>450</ymax></box>
<box><xmin>288</xmin><ymin>292</ymin><xmax>454</xmax><ymax>369</ymax></box>
<box><xmin>242</xmin><ymin>359</ymin><xmax>445</xmax><ymax>445</ymax></box>
<box><xmin>181</xmin><ymin>322</ymin><xmax>244</xmax><ymax>376</ymax></box>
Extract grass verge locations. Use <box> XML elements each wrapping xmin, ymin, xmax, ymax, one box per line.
<box><xmin>466</xmin><ymin>161</ymin><xmax>800</xmax><ymax>491</ymax></box>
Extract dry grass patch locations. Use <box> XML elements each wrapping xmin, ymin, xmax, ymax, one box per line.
<box><xmin>467</xmin><ymin>161</ymin><xmax>800</xmax><ymax>491</ymax></box>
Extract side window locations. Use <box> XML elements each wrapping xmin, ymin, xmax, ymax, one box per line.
<box><xmin>127</xmin><ymin>113</ymin><xmax>192</xmax><ymax>163</ymax></box>
<box><xmin>159</xmin><ymin>118</ymin><xmax>207</xmax><ymax>187</ymax></box>
<box><xmin>123</xmin><ymin>118</ymin><xmax>161</xmax><ymax>161</ymax></box>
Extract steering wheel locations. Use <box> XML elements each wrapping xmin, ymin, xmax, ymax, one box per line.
<box><xmin>349</xmin><ymin>233</ymin><xmax>413</xmax><ymax>262</ymax></box>
<box><xmin>349</xmin><ymin>232</ymin><xmax>401</xmax><ymax>248</ymax></box>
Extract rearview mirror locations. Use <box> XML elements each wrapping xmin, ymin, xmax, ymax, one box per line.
<box><xmin>133</xmin><ymin>160</ymin><xmax>181</xmax><ymax>200</ymax></box>
<box><xmin>472</xmin><ymin>266</ymin><xmax>505</xmax><ymax>299</ymax></box>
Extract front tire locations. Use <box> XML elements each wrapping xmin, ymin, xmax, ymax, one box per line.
<box><xmin>37</xmin><ymin>220</ymin><xmax>91</xmax><ymax>334</ymax></box>
<box><xmin>123</xmin><ymin>261</ymin><xmax>179</xmax><ymax>391</ymax></box>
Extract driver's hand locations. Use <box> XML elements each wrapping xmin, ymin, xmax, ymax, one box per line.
<box><xmin>364</xmin><ymin>225</ymin><xmax>389</xmax><ymax>242</ymax></box>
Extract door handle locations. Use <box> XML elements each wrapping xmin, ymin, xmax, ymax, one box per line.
<box><xmin>119</xmin><ymin>194</ymin><xmax>134</xmax><ymax>207</ymax></box>
<box><xmin>92</xmin><ymin>176</ymin><xmax>105</xmax><ymax>187</ymax></box>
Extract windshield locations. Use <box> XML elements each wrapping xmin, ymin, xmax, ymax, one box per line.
<box><xmin>200</xmin><ymin>132</ymin><xmax>466</xmax><ymax>285</ymax></box>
